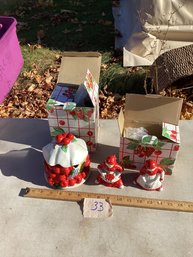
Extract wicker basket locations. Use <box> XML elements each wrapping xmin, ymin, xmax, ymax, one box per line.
<box><xmin>150</xmin><ymin>44</ymin><xmax>193</xmax><ymax>92</ymax></box>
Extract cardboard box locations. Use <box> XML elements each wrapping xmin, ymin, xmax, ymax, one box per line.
<box><xmin>118</xmin><ymin>94</ymin><xmax>183</xmax><ymax>174</ymax></box>
<box><xmin>46</xmin><ymin>52</ymin><xmax>101</xmax><ymax>152</ymax></box>
<box><xmin>0</xmin><ymin>16</ymin><xmax>24</xmax><ymax>103</ymax></box>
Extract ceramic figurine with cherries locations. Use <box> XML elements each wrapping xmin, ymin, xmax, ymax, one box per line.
<box><xmin>134</xmin><ymin>159</ymin><xmax>165</xmax><ymax>191</ymax></box>
<box><xmin>96</xmin><ymin>155</ymin><xmax>124</xmax><ymax>189</ymax></box>
<box><xmin>42</xmin><ymin>133</ymin><xmax>90</xmax><ymax>189</ymax></box>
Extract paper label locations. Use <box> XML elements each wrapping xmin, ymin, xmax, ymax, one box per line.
<box><xmin>83</xmin><ymin>198</ymin><xmax>113</xmax><ymax>218</ymax></box>
<box><xmin>162</xmin><ymin>123</ymin><xmax>180</xmax><ymax>143</ymax></box>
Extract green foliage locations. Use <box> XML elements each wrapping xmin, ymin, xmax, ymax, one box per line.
<box><xmin>21</xmin><ymin>45</ymin><xmax>61</xmax><ymax>74</ymax></box>
<box><xmin>108</xmin><ymin>70</ymin><xmax>147</xmax><ymax>95</ymax></box>
<box><xmin>101</xmin><ymin>52</ymin><xmax>112</xmax><ymax>64</ymax></box>
<box><xmin>1</xmin><ymin>0</ymin><xmax>149</xmax><ymax>96</ymax></box>
<box><xmin>10</xmin><ymin>0</ymin><xmax>114</xmax><ymax>52</ymax></box>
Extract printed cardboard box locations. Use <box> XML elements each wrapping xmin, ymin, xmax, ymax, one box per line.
<box><xmin>46</xmin><ymin>52</ymin><xmax>101</xmax><ymax>152</ymax></box>
<box><xmin>118</xmin><ymin>94</ymin><xmax>183</xmax><ymax>174</ymax></box>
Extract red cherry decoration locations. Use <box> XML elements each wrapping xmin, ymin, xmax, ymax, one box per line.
<box><xmin>87</xmin><ymin>131</ymin><xmax>93</xmax><ymax>136</ymax></box>
<box><xmin>54</xmin><ymin>166</ymin><xmax>61</xmax><ymax>174</ymax></box>
<box><xmin>66</xmin><ymin>133</ymin><xmax>74</xmax><ymax>140</ymax></box>
<box><xmin>87</xmin><ymin>141</ymin><xmax>93</xmax><ymax>146</ymax></box>
<box><xmin>50</xmin><ymin>173</ymin><xmax>57</xmax><ymax>178</ymax></box>
<box><xmin>75</xmin><ymin>174</ymin><xmax>82</xmax><ymax>184</ymax></box>
<box><xmin>48</xmin><ymin>178</ymin><xmax>54</xmax><ymax>185</ymax></box>
<box><xmin>69</xmin><ymin>178</ymin><xmax>76</xmax><ymax>187</ymax></box>
<box><xmin>61</xmin><ymin>167</ymin><xmax>71</xmax><ymax>176</ymax></box>
<box><xmin>56</xmin><ymin>134</ymin><xmax>64</xmax><ymax>144</ymax></box>
<box><xmin>59</xmin><ymin>120</ymin><xmax>65</xmax><ymax>126</ymax></box>
<box><xmin>62</xmin><ymin>137</ymin><xmax>71</xmax><ymax>145</ymax></box>
<box><xmin>59</xmin><ymin>175</ymin><xmax>67</xmax><ymax>182</ymax></box>
<box><xmin>85</xmin><ymin>155</ymin><xmax>90</xmax><ymax>166</ymax></box>
<box><xmin>60</xmin><ymin>180</ymin><xmax>68</xmax><ymax>187</ymax></box>
<box><xmin>81</xmin><ymin>172</ymin><xmax>86</xmax><ymax>179</ymax></box>
<box><xmin>170</xmin><ymin>134</ymin><xmax>177</xmax><ymax>140</ymax></box>
<box><xmin>138</xmin><ymin>152</ymin><xmax>145</xmax><ymax>157</ymax></box>
<box><xmin>154</xmin><ymin>150</ymin><xmax>162</xmax><ymax>156</ymax></box>
<box><xmin>174</xmin><ymin>145</ymin><xmax>180</xmax><ymax>151</ymax></box>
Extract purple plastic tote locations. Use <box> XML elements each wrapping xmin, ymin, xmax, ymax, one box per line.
<box><xmin>0</xmin><ymin>16</ymin><xmax>24</xmax><ymax>103</ymax></box>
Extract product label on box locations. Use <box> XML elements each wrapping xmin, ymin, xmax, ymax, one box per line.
<box><xmin>162</xmin><ymin>123</ymin><xmax>180</xmax><ymax>143</ymax></box>
<box><xmin>119</xmin><ymin>137</ymin><xmax>180</xmax><ymax>174</ymax></box>
<box><xmin>84</xmin><ymin>69</ymin><xmax>99</xmax><ymax>106</ymax></box>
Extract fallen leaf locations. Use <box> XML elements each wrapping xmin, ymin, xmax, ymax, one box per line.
<box><xmin>28</xmin><ymin>84</ymin><xmax>37</xmax><ymax>92</ymax></box>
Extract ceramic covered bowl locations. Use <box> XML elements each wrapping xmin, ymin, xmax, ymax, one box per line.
<box><xmin>42</xmin><ymin>133</ymin><xmax>90</xmax><ymax>188</ymax></box>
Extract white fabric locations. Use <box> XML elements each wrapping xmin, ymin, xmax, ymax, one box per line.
<box><xmin>114</xmin><ymin>0</ymin><xmax>193</xmax><ymax>66</ymax></box>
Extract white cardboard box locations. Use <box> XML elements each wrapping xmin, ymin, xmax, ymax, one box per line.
<box><xmin>118</xmin><ymin>94</ymin><xmax>183</xmax><ymax>174</ymax></box>
<box><xmin>46</xmin><ymin>52</ymin><xmax>101</xmax><ymax>152</ymax></box>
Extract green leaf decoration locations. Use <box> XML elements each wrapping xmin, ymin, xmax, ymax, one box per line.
<box><xmin>142</xmin><ymin>136</ymin><xmax>151</xmax><ymax>144</ymax></box>
<box><xmin>51</xmin><ymin>127</ymin><xmax>65</xmax><ymax>136</ymax></box>
<box><xmin>71</xmin><ymin>115</ymin><xmax>77</xmax><ymax>120</ymax></box>
<box><xmin>84</xmin><ymin>118</ymin><xmax>89</xmax><ymax>122</ymax></box>
<box><xmin>162</xmin><ymin>127</ymin><xmax>168</xmax><ymax>134</ymax></box>
<box><xmin>70</xmin><ymin>169</ymin><xmax>76</xmax><ymax>177</ymax></box>
<box><xmin>142</xmin><ymin>135</ymin><xmax>158</xmax><ymax>146</ymax></box>
<box><xmin>160</xmin><ymin>158</ymin><xmax>175</xmax><ymax>166</ymax></box>
<box><xmin>46</xmin><ymin>99</ymin><xmax>57</xmax><ymax>110</ymax></box>
<box><xmin>123</xmin><ymin>156</ymin><xmax>131</xmax><ymax>161</ymax></box>
<box><xmin>127</xmin><ymin>141</ymin><xmax>138</xmax><ymax>150</ymax></box>
<box><xmin>156</xmin><ymin>141</ymin><xmax>166</xmax><ymax>150</ymax></box>
<box><xmin>153</xmin><ymin>138</ymin><xmax>159</xmax><ymax>146</ymax></box>
<box><xmin>72</xmin><ymin>138</ymin><xmax>77</xmax><ymax>143</ymax></box>
<box><xmin>164</xmin><ymin>167</ymin><xmax>172</xmax><ymax>175</ymax></box>
<box><xmin>163</xmin><ymin>132</ymin><xmax>170</xmax><ymax>138</ymax></box>
<box><xmin>61</xmin><ymin>145</ymin><xmax>68</xmax><ymax>153</ymax></box>
<box><xmin>64</xmin><ymin>102</ymin><xmax>76</xmax><ymax>111</ymax></box>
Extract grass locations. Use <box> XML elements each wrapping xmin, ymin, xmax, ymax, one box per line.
<box><xmin>0</xmin><ymin>0</ymin><xmax>147</xmax><ymax>95</ymax></box>
<box><xmin>21</xmin><ymin>45</ymin><xmax>60</xmax><ymax>73</ymax></box>
<box><xmin>16</xmin><ymin>0</ymin><xmax>114</xmax><ymax>52</ymax></box>
<box><xmin>1</xmin><ymin>1</ymin><xmax>192</xmax><ymax>119</ymax></box>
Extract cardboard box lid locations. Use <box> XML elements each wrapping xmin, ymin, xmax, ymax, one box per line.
<box><xmin>124</xmin><ymin>94</ymin><xmax>183</xmax><ymax>126</ymax></box>
<box><xmin>57</xmin><ymin>52</ymin><xmax>101</xmax><ymax>85</ymax></box>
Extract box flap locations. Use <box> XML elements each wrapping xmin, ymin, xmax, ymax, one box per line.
<box><xmin>125</xmin><ymin>94</ymin><xmax>183</xmax><ymax>125</ymax></box>
<box><xmin>118</xmin><ymin>108</ymin><xmax>125</xmax><ymax>135</ymax></box>
<box><xmin>82</xmin><ymin>69</ymin><xmax>98</xmax><ymax>107</ymax></box>
<box><xmin>57</xmin><ymin>52</ymin><xmax>101</xmax><ymax>85</ymax></box>
<box><xmin>162</xmin><ymin>123</ymin><xmax>180</xmax><ymax>143</ymax></box>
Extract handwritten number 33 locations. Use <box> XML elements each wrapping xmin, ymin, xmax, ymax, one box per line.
<box><xmin>91</xmin><ymin>201</ymin><xmax>104</xmax><ymax>212</ymax></box>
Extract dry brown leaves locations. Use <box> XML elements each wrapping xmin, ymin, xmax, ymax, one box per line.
<box><xmin>0</xmin><ymin>54</ymin><xmax>60</xmax><ymax>118</ymax></box>
<box><xmin>0</xmin><ymin>52</ymin><xmax>193</xmax><ymax>120</ymax></box>
<box><xmin>99</xmin><ymin>87</ymin><xmax>193</xmax><ymax>119</ymax></box>
<box><xmin>99</xmin><ymin>85</ymin><xmax>125</xmax><ymax>119</ymax></box>
<box><xmin>160</xmin><ymin>86</ymin><xmax>193</xmax><ymax>120</ymax></box>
